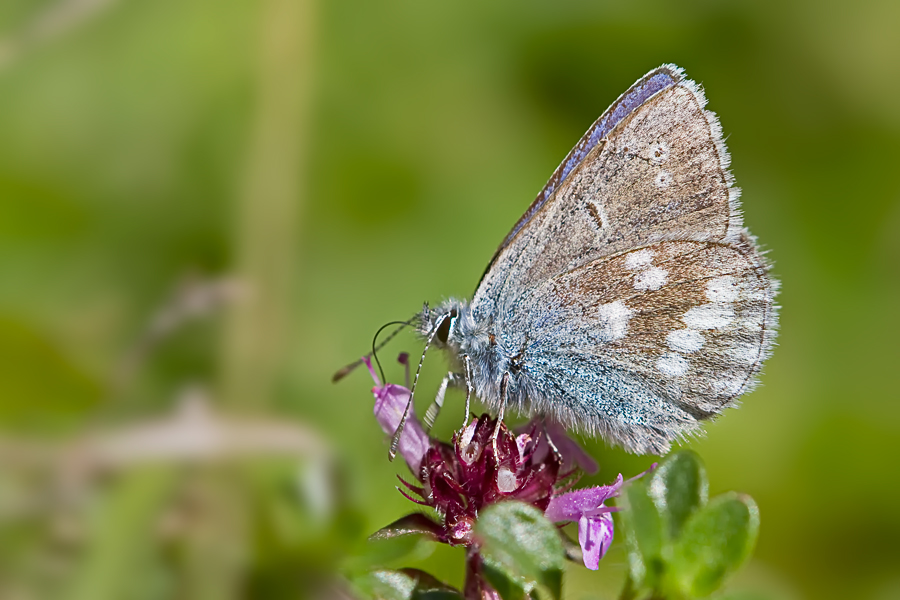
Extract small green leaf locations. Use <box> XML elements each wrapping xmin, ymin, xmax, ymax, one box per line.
<box><xmin>670</xmin><ymin>492</ymin><xmax>760</xmax><ymax>597</ymax></box>
<box><xmin>474</xmin><ymin>501</ymin><xmax>565</xmax><ymax>600</ymax></box>
<box><xmin>402</xmin><ymin>569</ymin><xmax>463</xmax><ymax>600</ymax></box>
<box><xmin>367</xmin><ymin>570</ymin><xmax>416</xmax><ymax>600</ymax></box>
<box><xmin>622</xmin><ymin>480</ymin><xmax>665</xmax><ymax>589</ymax></box>
<box><xmin>481</xmin><ymin>561</ymin><xmax>530</xmax><ymax>600</ymax></box>
<box><xmin>356</xmin><ymin>569</ymin><xmax>462</xmax><ymax>600</ymax></box>
<box><xmin>649</xmin><ymin>450</ymin><xmax>708</xmax><ymax>539</ymax></box>
<box><xmin>715</xmin><ymin>592</ymin><xmax>781</xmax><ymax>600</ymax></box>
<box><xmin>370</xmin><ymin>513</ymin><xmax>443</xmax><ymax>541</ymax></box>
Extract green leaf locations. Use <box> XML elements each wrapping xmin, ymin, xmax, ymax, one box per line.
<box><xmin>669</xmin><ymin>492</ymin><xmax>760</xmax><ymax>597</ymax></box>
<box><xmin>715</xmin><ymin>592</ymin><xmax>782</xmax><ymax>600</ymax></box>
<box><xmin>481</xmin><ymin>561</ymin><xmax>530</xmax><ymax>600</ymax></box>
<box><xmin>64</xmin><ymin>467</ymin><xmax>177</xmax><ymax>600</ymax></box>
<box><xmin>622</xmin><ymin>480</ymin><xmax>665</xmax><ymax>589</ymax></box>
<box><xmin>474</xmin><ymin>501</ymin><xmax>565</xmax><ymax>600</ymax></box>
<box><xmin>365</xmin><ymin>569</ymin><xmax>416</xmax><ymax>600</ymax></box>
<box><xmin>648</xmin><ymin>451</ymin><xmax>708</xmax><ymax>539</ymax></box>
<box><xmin>403</xmin><ymin>569</ymin><xmax>463</xmax><ymax>600</ymax></box>
<box><xmin>355</xmin><ymin>569</ymin><xmax>462</xmax><ymax>600</ymax></box>
<box><xmin>0</xmin><ymin>315</ymin><xmax>101</xmax><ymax>428</ymax></box>
<box><xmin>370</xmin><ymin>513</ymin><xmax>443</xmax><ymax>541</ymax></box>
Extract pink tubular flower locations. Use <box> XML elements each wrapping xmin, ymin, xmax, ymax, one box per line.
<box><xmin>545</xmin><ymin>477</ymin><xmax>624</xmax><ymax>569</ymax></box>
<box><xmin>364</xmin><ymin>354</ymin><xmax>653</xmax><ymax>581</ymax></box>
<box><xmin>363</xmin><ymin>355</ymin><xmax>430</xmax><ymax>470</ymax></box>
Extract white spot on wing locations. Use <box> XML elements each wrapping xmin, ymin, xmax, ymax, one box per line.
<box><xmin>712</xmin><ymin>376</ymin><xmax>745</xmax><ymax>397</ymax></box>
<box><xmin>706</xmin><ymin>276</ymin><xmax>739</xmax><ymax>303</ymax></box>
<box><xmin>597</xmin><ymin>300</ymin><xmax>634</xmax><ymax>341</ymax></box>
<box><xmin>650</xmin><ymin>141</ymin><xmax>670</xmax><ymax>164</ymax></box>
<box><xmin>728</xmin><ymin>342</ymin><xmax>760</xmax><ymax>366</ymax></box>
<box><xmin>667</xmin><ymin>329</ymin><xmax>705</xmax><ymax>353</ymax></box>
<box><xmin>625</xmin><ymin>249</ymin><xmax>654</xmax><ymax>270</ymax></box>
<box><xmin>745</xmin><ymin>286</ymin><xmax>768</xmax><ymax>301</ymax></box>
<box><xmin>657</xmin><ymin>353</ymin><xmax>689</xmax><ymax>378</ymax></box>
<box><xmin>683</xmin><ymin>304</ymin><xmax>735</xmax><ymax>329</ymax></box>
<box><xmin>621</xmin><ymin>138</ymin><xmax>639</xmax><ymax>158</ymax></box>
<box><xmin>635</xmin><ymin>266</ymin><xmax>668</xmax><ymax>291</ymax></box>
<box><xmin>743</xmin><ymin>319</ymin><xmax>763</xmax><ymax>332</ymax></box>
<box><xmin>655</xmin><ymin>170</ymin><xmax>673</xmax><ymax>189</ymax></box>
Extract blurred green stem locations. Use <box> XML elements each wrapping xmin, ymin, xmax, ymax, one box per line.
<box><xmin>220</xmin><ymin>0</ymin><xmax>315</xmax><ymax>412</ymax></box>
<box><xmin>64</xmin><ymin>466</ymin><xmax>177</xmax><ymax>600</ymax></box>
<box><xmin>222</xmin><ymin>0</ymin><xmax>313</xmax><ymax>410</ymax></box>
<box><xmin>192</xmin><ymin>0</ymin><xmax>315</xmax><ymax>597</ymax></box>
<box><xmin>619</xmin><ymin>573</ymin><xmax>637</xmax><ymax>600</ymax></box>
<box><xmin>179</xmin><ymin>468</ymin><xmax>250</xmax><ymax>600</ymax></box>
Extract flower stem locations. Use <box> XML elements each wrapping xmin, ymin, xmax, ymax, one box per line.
<box><xmin>618</xmin><ymin>573</ymin><xmax>638</xmax><ymax>600</ymax></box>
<box><xmin>464</xmin><ymin>550</ymin><xmax>501</xmax><ymax>600</ymax></box>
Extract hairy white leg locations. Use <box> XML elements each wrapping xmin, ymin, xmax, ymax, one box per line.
<box><xmin>491</xmin><ymin>372</ymin><xmax>510</xmax><ymax>462</ymax></box>
<box><xmin>462</xmin><ymin>355</ymin><xmax>473</xmax><ymax>429</ymax></box>
<box><xmin>424</xmin><ymin>371</ymin><xmax>464</xmax><ymax>432</ymax></box>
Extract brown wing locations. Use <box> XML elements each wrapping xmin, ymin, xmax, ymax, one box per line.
<box><xmin>480</xmin><ymin>64</ymin><xmax>686</xmax><ymax>283</ymax></box>
<box><xmin>474</xmin><ymin>66</ymin><xmax>743</xmax><ymax>317</ymax></box>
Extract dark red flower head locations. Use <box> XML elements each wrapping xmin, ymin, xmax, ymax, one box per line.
<box><xmin>364</xmin><ymin>354</ymin><xmax>653</xmax><ymax>570</ymax></box>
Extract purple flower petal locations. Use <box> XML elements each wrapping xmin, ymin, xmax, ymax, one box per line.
<box><xmin>578</xmin><ymin>512</ymin><xmax>614</xmax><ymax>570</ymax></box>
<box><xmin>544</xmin><ymin>475</ymin><xmax>623</xmax><ymax>522</ymax></box>
<box><xmin>363</xmin><ymin>356</ymin><xmax>430</xmax><ymax>471</ymax></box>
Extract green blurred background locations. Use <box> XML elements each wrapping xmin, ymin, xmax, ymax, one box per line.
<box><xmin>1</xmin><ymin>0</ymin><xmax>898</xmax><ymax>598</ymax></box>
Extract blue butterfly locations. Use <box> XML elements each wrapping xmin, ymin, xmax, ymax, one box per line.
<box><xmin>345</xmin><ymin>65</ymin><xmax>778</xmax><ymax>456</ymax></box>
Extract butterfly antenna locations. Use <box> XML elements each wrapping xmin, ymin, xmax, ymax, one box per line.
<box><xmin>331</xmin><ymin>319</ymin><xmax>411</xmax><ymax>383</ymax></box>
<box><xmin>389</xmin><ymin>311</ymin><xmax>448</xmax><ymax>461</ymax></box>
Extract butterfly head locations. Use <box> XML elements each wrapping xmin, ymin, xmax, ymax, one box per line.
<box><xmin>417</xmin><ymin>300</ymin><xmax>468</xmax><ymax>349</ymax></box>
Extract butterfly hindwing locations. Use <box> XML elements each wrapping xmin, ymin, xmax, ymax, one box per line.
<box><xmin>496</xmin><ymin>239</ymin><xmax>777</xmax><ymax>453</ymax></box>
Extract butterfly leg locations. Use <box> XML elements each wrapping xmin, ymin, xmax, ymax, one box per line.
<box><xmin>491</xmin><ymin>371</ymin><xmax>510</xmax><ymax>460</ymax></box>
<box><xmin>423</xmin><ymin>371</ymin><xmax>464</xmax><ymax>432</ymax></box>
<box><xmin>542</xmin><ymin>421</ymin><xmax>563</xmax><ymax>463</ymax></box>
<box><xmin>461</xmin><ymin>354</ymin><xmax>473</xmax><ymax>429</ymax></box>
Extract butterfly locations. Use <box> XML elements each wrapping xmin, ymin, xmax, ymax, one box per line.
<box><xmin>347</xmin><ymin>64</ymin><xmax>779</xmax><ymax>456</ymax></box>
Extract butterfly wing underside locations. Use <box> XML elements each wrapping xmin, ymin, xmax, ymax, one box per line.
<box><xmin>470</xmin><ymin>65</ymin><xmax>778</xmax><ymax>453</ymax></box>
<box><xmin>502</xmin><ymin>239</ymin><xmax>777</xmax><ymax>453</ymax></box>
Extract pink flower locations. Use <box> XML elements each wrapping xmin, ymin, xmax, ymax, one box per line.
<box><xmin>363</xmin><ymin>354</ymin><xmax>653</xmax><ymax>573</ymax></box>
<box><xmin>363</xmin><ymin>355</ymin><xmax>430</xmax><ymax>471</ymax></box>
<box><xmin>545</xmin><ymin>477</ymin><xmax>624</xmax><ymax>569</ymax></box>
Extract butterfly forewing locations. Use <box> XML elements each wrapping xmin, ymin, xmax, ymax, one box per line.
<box><xmin>475</xmin><ymin>74</ymin><xmax>741</xmax><ymax>317</ymax></box>
<box><xmin>487</xmin><ymin>65</ymin><xmax>685</xmax><ymax>270</ymax></box>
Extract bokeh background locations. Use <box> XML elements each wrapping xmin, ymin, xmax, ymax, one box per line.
<box><xmin>1</xmin><ymin>0</ymin><xmax>898</xmax><ymax>598</ymax></box>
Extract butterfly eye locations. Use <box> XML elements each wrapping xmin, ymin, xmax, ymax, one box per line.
<box><xmin>436</xmin><ymin>308</ymin><xmax>458</xmax><ymax>344</ymax></box>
